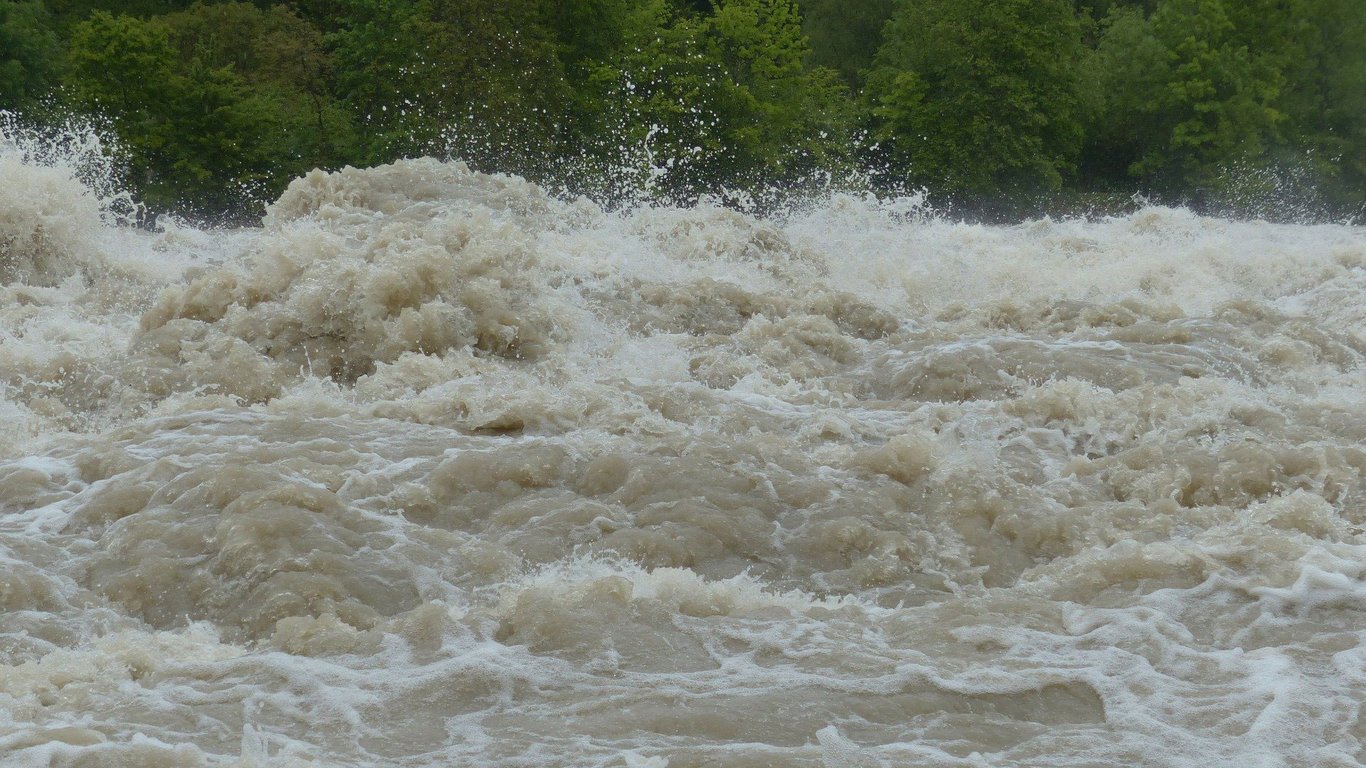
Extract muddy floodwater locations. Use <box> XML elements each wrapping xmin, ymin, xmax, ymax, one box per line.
<box><xmin>2</xmin><ymin>149</ymin><xmax>1365</xmax><ymax>767</ymax></box>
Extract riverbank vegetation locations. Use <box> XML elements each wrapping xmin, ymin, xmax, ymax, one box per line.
<box><xmin>2</xmin><ymin>0</ymin><xmax>1362</xmax><ymax>221</ymax></box>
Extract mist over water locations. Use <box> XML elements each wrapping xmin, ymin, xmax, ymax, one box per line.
<box><xmin>2</xmin><ymin>127</ymin><xmax>1365</xmax><ymax>767</ymax></box>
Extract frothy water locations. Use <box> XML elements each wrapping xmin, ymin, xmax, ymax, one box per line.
<box><xmin>2</xmin><ymin>137</ymin><xmax>1365</xmax><ymax>767</ymax></box>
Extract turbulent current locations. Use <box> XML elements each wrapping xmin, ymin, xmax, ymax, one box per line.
<box><xmin>2</xmin><ymin>145</ymin><xmax>1365</xmax><ymax>767</ymax></box>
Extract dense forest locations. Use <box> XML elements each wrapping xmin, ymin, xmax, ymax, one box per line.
<box><xmin>2</xmin><ymin>0</ymin><xmax>1363</xmax><ymax>221</ymax></box>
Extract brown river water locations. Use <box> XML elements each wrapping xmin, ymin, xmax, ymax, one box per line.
<box><xmin>2</xmin><ymin>138</ymin><xmax>1365</xmax><ymax>767</ymax></box>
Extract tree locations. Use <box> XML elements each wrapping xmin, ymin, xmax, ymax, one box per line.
<box><xmin>162</xmin><ymin>2</ymin><xmax>355</xmax><ymax>180</ymax></box>
<box><xmin>550</xmin><ymin>0</ymin><xmax>632</xmax><ymax>74</ymax></box>
<box><xmin>328</xmin><ymin>0</ymin><xmax>570</xmax><ymax>173</ymax></box>
<box><xmin>1076</xmin><ymin>7</ymin><xmax>1169</xmax><ymax>188</ymax></box>
<box><xmin>1081</xmin><ymin>0</ymin><xmax>1288</xmax><ymax>200</ymax></box>
<box><xmin>798</xmin><ymin>0</ymin><xmax>893</xmax><ymax>89</ymax></box>
<box><xmin>67</xmin><ymin>10</ymin><xmax>286</xmax><ymax>216</ymax></box>
<box><xmin>707</xmin><ymin>0</ymin><xmax>853</xmax><ymax>183</ymax></box>
<box><xmin>1314</xmin><ymin>0</ymin><xmax>1366</xmax><ymax>212</ymax></box>
<box><xmin>0</xmin><ymin>1</ymin><xmax>63</xmax><ymax>111</ymax></box>
<box><xmin>584</xmin><ymin>0</ymin><xmax>852</xmax><ymax>200</ymax></box>
<box><xmin>1261</xmin><ymin>0</ymin><xmax>1366</xmax><ymax>214</ymax></box>
<box><xmin>47</xmin><ymin>0</ymin><xmax>209</xmax><ymax>25</ymax></box>
<box><xmin>65</xmin><ymin>12</ymin><xmax>179</xmax><ymax>163</ymax></box>
<box><xmin>1143</xmin><ymin>0</ymin><xmax>1284</xmax><ymax>185</ymax></box>
<box><xmin>866</xmin><ymin>0</ymin><xmax>1086</xmax><ymax>206</ymax></box>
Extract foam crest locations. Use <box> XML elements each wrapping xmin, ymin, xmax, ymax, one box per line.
<box><xmin>141</xmin><ymin>160</ymin><xmax>575</xmax><ymax>386</ymax></box>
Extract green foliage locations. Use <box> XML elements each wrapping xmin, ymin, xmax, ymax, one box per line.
<box><xmin>0</xmin><ymin>1</ymin><xmax>63</xmax><ymax>110</ymax></box>
<box><xmin>1264</xmin><ymin>0</ymin><xmax>1366</xmax><ymax>211</ymax></box>
<box><xmin>583</xmin><ymin>0</ymin><xmax>851</xmax><ymax>199</ymax></box>
<box><xmin>580</xmin><ymin>0</ymin><xmax>733</xmax><ymax>195</ymax></box>
<box><xmin>1144</xmin><ymin>0</ymin><xmax>1284</xmax><ymax>184</ymax></box>
<box><xmin>2</xmin><ymin>0</ymin><xmax>1359</xmax><ymax>219</ymax></box>
<box><xmin>322</xmin><ymin>0</ymin><xmax>419</xmax><ymax>161</ymax></box>
<box><xmin>866</xmin><ymin>0</ymin><xmax>1086</xmax><ymax>204</ymax></box>
<box><xmin>328</xmin><ymin>0</ymin><xmax>570</xmax><ymax>173</ymax></box>
<box><xmin>798</xmin><ymin>0</ymin><xmax>893</xmax><ymax>87</ymax></box>
<box><xmin>162</xmin><ymin>2</ymin><xmax>355</xmax><ymax>173</ymax></box>
<box><xmin>48</xmin><ymin>0</ymin><xmax>211</xmax><ymax>25</ymax></box>
<box><xmin>67</xmin><ymin>6</ymin><xmax>342</xmax><ymax>216</ymax></box>
<box><xmin>1078</xmin><ymin>8</ymin><xmax>1171</xmax><ymax>186</ymax></box>
<box><xmin>65</xmin><ymin>12</ymin><xmax>178</xmax><ymax>147</ymax></box>
<box><xmin>415</xmin><ymin>0</ymin><xmax>571</xmax><ymax>171</ymax></box>
<box><xmin>708</xmin><ymin>0</ymin><xmax>853</xmax><ymax>182</ymax></box>
<box><xmin>551</xmin><ymin>0</ymin><xmax>632</xmax><ymax>73</ymax></box>
<box><xmin>1078</xmin><ymin>0</ymin><xmax>1359</xmax><ymax>212</ymax></box>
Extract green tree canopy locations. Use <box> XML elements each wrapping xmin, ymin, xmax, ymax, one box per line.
<box><xmin>162</xmin><ymin>2</ymin><xmax>353</xmax><ymax>174</ymax></box>
<box><xmin>1082</xmin><ymin>0</ymin><xmax>1291</xmax><ymax>202</ymax></box>
<box><xmin>0</xmin><ymin>1</ymin><xmax>63</xmax><ymax>111</ymax></box>
<box><xmin>798</xmin><ymin>0</ymin><xmax>893</xmax><ymax>88</ymax></box>
<box><xmin>866</xmin><ymin>0</ymin><xmax>1086</xmax><ymax>206</ymax></box>
<box><xmin>1262</xmin><ymin>0</ymin><xmax>1366</xmax><ymax>211</ymax></box>
<box><xmin>584</xmin><ymin>0</ymin><xmax>851</xmax><ymax>200</ymax></box>
<box><xmin>67</xmin><ymin>9</ymin><xmax>327</xmax><ymax>216</ymax></box>
<box><xmin>4</xmin><ymin>0</ymin><xmax>1359</xmax><ymax>219</ymax></box>
<box><xmin>327</xmin><ymin>0</ymin><xmax>571</xmax><ymax>173</ymax></box>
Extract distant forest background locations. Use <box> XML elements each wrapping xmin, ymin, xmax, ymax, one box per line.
<box><xmin>2</xmin><ymin>0</ymin><xmax>1363</xmax><ymax>221</ymax></box>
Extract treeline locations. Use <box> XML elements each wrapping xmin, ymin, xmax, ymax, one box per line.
<box><xmin>2</xmin><ymin>0</ymin><xmax>1362</xmax><ymax>220</ymax></box>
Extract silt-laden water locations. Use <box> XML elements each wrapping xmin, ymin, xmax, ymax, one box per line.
<box><xmin>2</xmin><ymin>148</ymin><xmax>1365</xmax><ymax>767</ymax></box>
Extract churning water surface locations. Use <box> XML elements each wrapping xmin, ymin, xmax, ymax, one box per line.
<box><xmin>2</xmin><ymin>138</ymin><xmax>1366</xmax><ymax>767</ymax></box>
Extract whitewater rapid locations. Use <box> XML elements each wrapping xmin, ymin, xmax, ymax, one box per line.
<box><xmin>2</xmin><ymin>147</ymin><xmax>1365</xmax><ymax>767</ymax></box>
